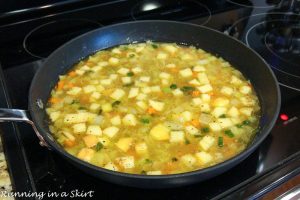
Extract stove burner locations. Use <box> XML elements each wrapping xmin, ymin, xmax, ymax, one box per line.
<box><xmin>228</xmin><ymin>13</ymin><xmax>300</xmax><ymax>91</ymax></box>
<box><xmin>131</xmin><ymin>0</ymin><xmax>211</xmax><ymax>25</ymax></box>
<box><xmin>23</xmin><ymin>19</ymin><xmax>102</xmax><ymax>59</ymax></box>
<box><xmin>226</xmin><ymin>0</ymin><xmax>282</xmax><ymax>8</ymax></box>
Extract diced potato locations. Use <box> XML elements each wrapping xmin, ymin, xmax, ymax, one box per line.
<box><xmin>200</xmin><ymin>103</ymin><xmax>211</xmax><ymax>112</ymax></box>
<box><xmin>161</xmin><ymin>79</ymin><xmax>169</xmax><ymax>85</ymax></box>
<box><xmin>98</xmin><ymin>137</ymin><xmax>110</xmax><ymax>146</ymax></box>
<box><xmin>112</xmin><ymin>48</ymin><xmax>122</xmax><ymax>54</ymax></box>
<box><xmin>110</xmin><ymin>115</ymin><xmax>121</xmax><ymax>126</ymax></box>
<box><xmin>166</xmin><ymin>63</ymin><xmax>176</xmax><ymax>68</ymax></box>
<box><xmin>240</xmin><ymin>97</ymin><xmax>255</xmax><ymax>106</ymax></box>
<box><xmin>86</xmin><ymin>125</ymin><xmax>102</xmax><ymax>136</ymax></box>
<box><xmin>136</xmin><ymin>101</ymin><xmax>147</xmax><ymax>110</ymax></box>
<box><xmin>189</xmin><ymin>79</ymin><xmax>201</xmax><ymax>86</ymax></box>
<box><xmin>91</xmin><ymin>66</ymin><xmax>102</xmax><ymax>72</ymax></box>
<box><xmin>192</xmin><ymin>98</ymin><xmax>202</xmax><ymax>106</ymax></box>
<box><xmin>135</xmin><ymin>46</ymin><xmax>145</xmax><ymax>53</ymax></box>
<box><xmin>90</xmin><ymin>103</ymin><xmax>101</xmax><ymax>111</ymax></box>
<box><xmin>198</xmin><ymin>59</ymin><xmax>209</xmax><ymax>65</ymax></box>
<box><xmin>122</xmin><ymin>114</ymin><xmax>137</xmax><ymax>126</ymax></box>
<box><xmin>208</xmin><ymin>122</ymin><xmax>222</xmax><ymax>132</ymax></box>
<box><xmin>64</xmin><ymin>113</ymin><xmax>90</xmax><ymax>124</ymax></box>
<box><xmin>104</xmin><ymin>162</ymin><xmax>119</xmax><ymax>171</ymax></box>
<box><xmin>212</xmin><ymin>107</ymin><xmax>227</xmax><ymax>118</ymax></box>
<box><xmin>240</xmin><ymin>107</ymin><xmax>253</xmax><ymax>116</ymax></box>
<box><xmin>185</xmin><ymin>125</ymin><xmax>199</xmax><ymax>135</ymax></box>
<box><xmin>231</xmin><ymin>75</ymin><xmax>242</xmax><ymax>85</ymax></box>
<box><xmin>228</xmin><ymin>106</ymin><xmax>240</xmax><ymax>117</ymax></box>
<box><xmin>117</xmin><ymin>67</ymin><xmax>130</xmax><ymax>75</ymax></box>
<box><xmin>193</xmin><ymin>65</ymin><xmax>206</xmax><ymax>72</ymax></box>
<box><xmin>157</xmin><ymin>52</ymin><xmax>168</xmax><ymax>60</ymax></box>
<box><xmin>110</xmin><ymin>89</ymin><xmax>125</xmax><ymax>100</ymax></box>
<box><xmin>179</xmin><ymin>68</ymin><xmax>193</xmax><ymax>77</ymax></box>
<box><xmin>109</xmin><ymin>74</ymin><xmax>118</xmax><ymax>80</ymax></box>
<box><xmin>50</xmin><ymin>111</ymin><xmax>60</xmax><ymax>122</ymax></box>
<box><xmin>81</xmin><ymin>65</ymin><xmax>90</xmax><ymax>71</ymax></box>
<box><xmin>195</xmin><ymin>151</ymin><xmax>213</xmax><ymax>165</ymax></box>
<box><xmin>142</xmin><ymin>87</ymin><xmax>152</xmax><ymax>94</ymax></box>
<box><xmin>181</xmin><ymin>111</ymin><xmax>192</xmax><ymax>121</ymax></box>
<box><xmin>213</xmin><ymin>97</ymin><xmax>230</xmax><ymax>107</ymax></box>
<box><xmin>75</xmin><ymin>69</ymin><xmax>85</xmax><ymax>75</ymax></box>
<box><xmin>61</xmin><ymin>131</ymin><xmax>75</xmax><ymax>141</ymax></box>
<box><xmin>201</xmin><ymin>94</ymin><xmax>211</xmax><ymax>102</ymax></box>
<box><xmin>73</xmin><ymin>123</ymin><xmax>86</xmax><ymax>133</ymax></box>
<box><xmin>230</xmin><ymin>126</ymin><xmax>245</xmax><ymax>135</ymax></box>
<box><xmin>159</xmin><ymin>72</ymin><xmax>171</xmax><ymax>79</ymax></box>
<box><xmin>149</xmin><ymin>100</ymin><xmax>165</xmax><ymax>111</ymax></box>
<box><xmin>132</xmin><ymin>67</ymin><xmax>142</xmax><ymax>74</ymax></box>
<box><xmin>115</xmin><ymin>137</ymin><xmax>133</xmax><ymax>152</ymax></box>
<box><xmin>140</xmin><ymin>76</ymin><xmax>150</xmax><ymax>82</ymax></box>
<box><xmin>150</xmin><ymin>124</ymin><xmax>170</xmax><ymax>141</ymax></box>
<box><xmin>169</xmin><ymin>131</ymin><xmax>185</xmax><ymax>143</ymax></box>
<box><xmin>83</xmin><ymin>85</ymin><xmax>96</xmax><ymax>94</ymax></box>
<box><xmin>97</xmin><ymin>61</ymin><xmax>108</xmax><ymax>67</ymax></box>
<box><xmin>66</xmin><ymin>87</ymin><xmax>82</xmax><ymax>95</ymax></box>
<box><xmin>83</xmin><ymin>135</ymin><xmax>98</xmax><ymax>148</ymax></box>
<box><xmin>197</xmin><ymin>84</ymin><xmax>213</xmax><ymax>93</ymax></box>
<box><xmin>108</xmin><ymin>57</ymin><xmax>119</xmax><ymax>65</ymax></box>
<box><xmin>197</xmin><ymin>73</ymin><xmax>210</xmax><ymax>85</ymax></box>
<box><xmin>135</xmin><ymin>142</ymin><xmax>148</xmax><ymax>155</ymax></box>
<box><xmin>103</xmin><ymin>126</ymin><xmax>119</xmax><ymax>138</ymax></box>
<box><xmin>164</xmin><ymin>45</ymin><xmax>177</xmax><ymax>53</ymax></box>
<box><xmin>181</xmin><ymin>54</ymin><xmax>193</xmax><ymax>60</ymax></box>
<box><xmin>221</xmin><ymin>86</ymin><xmax>233</xmax><ymax>96</ymax></box>
<box><xmin>100</xmin><ymin>79</ymin><xmax>112</xmax><ymax>85</ymax></box>
<box><xmin>151</xmin><ymin>86</ymin><xmax>161</xmax><ymax>92</ymax></box>
<box><xmin>199</xmin><ymin>136</ymin><xmax>215</xmax><ymax>151</ymax></box>
<box><xmin>240</xmin><ymin>85</ymin><xmax>252</xmax><ymax>94</ymax></box>
<box><xmin>90</xmin><ymin>92</ymin><xmax>101</xmax><ymax>99</ymax></box>
<box><xmin>218</xmin><ymin>118</ymin><xmax>233</xmax><ymax>129</ymax></box>
<box><xmin>77</xmin><ymin>148</ymin><xmax>95</xmax><ymax>162</ymax></box>
<box><xmin>116</xmin><ymin>156</ymin><xmax>135</xmax><ymax>169</ymax></box>
<box><xmin>172</xmin><ymin>88</ymin><xmax>183</xmax><ymax>96</ymax></box>
<box><xmin>147</xmin><ymin>171</ymin><xmax>162</xmax><ymax>175</ymax></box>
<box><xmin>101</xmin><ymin>103</ymin><xmax>112</xmax><ymax>112</ymax></box>
<box><xmin>136</xmin><ymin>93</ymin><xmax>147</xmax><ymax>100</ymax></box>
<box><xmin>96</xmin><ymin>85</ymin><xmax>105</xmax><ymax>92</ymax></box>
<box><xmin>121</xmin><ymin>77</ymin><xmax>132</xmax><ymax>84</ymax></box>
<box><xmin>128</xmin><ymin>88</ymin><xmax>139</xmax><ymax>98</ymax></box>
<box><xmin>181</xmin><ymin>154</ymin><xmax>196</xmax><ymax>167</ymax></box>
<box><xmin>199</xmin><ymin>113</ymin><xmax>213</xmax><ymax>125</ymax></box>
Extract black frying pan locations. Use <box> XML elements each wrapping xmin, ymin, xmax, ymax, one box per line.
<box><xmin>0</xmin><ymin>21</ymin><xmax>280</xmax><ymax>188</ymax></box>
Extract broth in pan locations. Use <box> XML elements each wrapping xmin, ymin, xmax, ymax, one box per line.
<box><xmin>46</xmin><ymin>42</ymin><xmax>260</xmax><ymax>175</ymax></box>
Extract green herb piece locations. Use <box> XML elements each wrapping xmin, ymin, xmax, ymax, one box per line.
<box><xmin>162</xmin><ymin>87</ymin><xmax>172</xmax><ymax>93</ymax></box>
<box><xmin>78</xmin><ymin>106</ymin><xmax>87</xmax><ymax>110</ymax></box>
<box><xmin>194</xmin><ymin>135</ymin><xmax>202</xmax><ymax>138</ymax></box>
<box><xmin>180</xmin><ymin>86</ymin><xmax>195</xmax><ymax>94</ymax></box>
<box><xmin>242</xmin><ymin>120</ymin><xmax>251</xmax><ymax>126</ymax></box>
<box><xmin>112</xmin><ymin>100</ymin><xmax>121</xmax><ymax>107</ymax></box>
<box><xmin>218</xmin><ymin>137</ymin><xmax>224</xmax><ymax>147</ymax></box>
<box><xmin>219</xmin><ymin>114</ymin><xmax>226</xmax><ymax>118</ymax></box>
<box><xmin>170</xmin><ymin>84</ymin><xmax>177</xmax><ymax>90</ymax></box>
<box><xmin>127</xmin><ymin>72</ymin><xmax>134</xmax><ymax>77</ymax></box>
<box><xmin>95</xmin><ymin>142</ymin><xmax>103</xmax><ymax>151</ymax></box>
<box><xmin>202</xmin><ymin>127</ymin><xmax>210</xmax><ymax>133</ymax></box>
<box><xmin>98</xmin><ymin>109</ymin><xmax>103</xmax><ymax>115</ymax></box>
<box><xmin>141</xmin><ymin>170</ymin><xmax>147</xmax><ymax>174</ymax></box>
<box><xmin>185</xmin><ymin>139</ymin><xmax>190</xmax><ymax>145</ymax></box>
<box><xmin>145</xmin><ymin>159</ymin><xmax>153</xmax><ymax>164</ymax></box>
<box><xmin>129</xmin><ymin>54</ymin><xmax>135</xmax><ymax>58</ymax></box>
<box><xmin>71</xmin><ymin>100</ymin><xmax>80</xmax><ymax>104</ymax></box>
<box><xmin>123</xmin><ymin>83</ymin><xmax>134</xmax><ymax>87</ymax></box>
<box><xmin>172</xmin><ymin>157</ymin><xmax>178</xmax><ymax>162</ymax></box>
<box><xmin>151</xmin><ymin>44</ymin><xmax>158</xmax><ymax>49</ymax></box>
<box><xmin>236</xmin><ymin>124</ymin><xmax>243</xmax><ymax>128</ymax></box>
<box><xmin>224</xmin><ymin>130</ymin><xmax>234</xmax><ymax>138</ymax></box>
<box><xmin>140</xmin><ymin>118</ymin><xmax>150</xmax><ymax>124</ymax></box>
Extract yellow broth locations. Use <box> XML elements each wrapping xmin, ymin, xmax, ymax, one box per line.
<box><xmin>46</xmin><ymin>42</ymin><xmax>260</xmax><ymax>175</ymax></box>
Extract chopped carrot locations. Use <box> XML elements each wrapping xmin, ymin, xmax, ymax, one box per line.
<box><xmin>66</xmin><ymin>83</ymin><xmax>74</xmax><ymax>88</ymax></box>
<box><xmin>191</xmin><ymin>119</ymin><xmax>200</xmax><ymax>128</ymax></box>
<box><xmin>68</xmin><ymin>71</ymin><xmax>76</xmax><ymax>77</ymax></box>
<box><xmin>86</xmin><ymin>61</ymin><xmax>96</xmax><ymax>67</ymax></box>
<box><xmin>49</xmin><ymin>97</ymin><xmax>60</xmax><ymax>104</ymax></box>
<box><xmin>169</xmin><ymin>68</ymin><xmax>179</xmax><ymax>73</ymax></box>
<box><xmin>64</xmin><ymin>140</ymin><xmax>76</xmax><ymax>147</ymax></box>
<box><xmin>192</xmin><ymin>90</ymin><xmax>201</xmax><ymax>97</ymax></box>
<box><xmin>184</xmin><ymin>121</ymin><xmax>191</xmax><ymax>126</ymax></box>
<box><xmin>163</xmin><ymin>162</ymin><xmax>176</xmax><ymax>174</ymax></box>
<box><xmin>146</xmin><ymin>107</ymin><xmax>158</xmax><ymax>115</ymax></box>
<box><xmin>192</xmin><ymin>71</ymin><xmax>198</xmax><ymax>78</ymax></box>
<box><xmin>57</xmin><ymin>81</ymin><xmax>64</xmax><ymax>90</ymax></box>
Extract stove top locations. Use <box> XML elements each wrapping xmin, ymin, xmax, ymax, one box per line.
<box><xmin>0</xmin><ymin>0</ymin><xmax>299</xmax><ymax>199</ymax></box>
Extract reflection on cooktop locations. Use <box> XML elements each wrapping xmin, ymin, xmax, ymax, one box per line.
<box><xmin>226</xmin><ymin>0</ymin><xmax>282</xmax><ymax>8</ymax></box>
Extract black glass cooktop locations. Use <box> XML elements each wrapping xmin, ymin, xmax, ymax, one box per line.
<box><xmin>0</xmin><ymin>0</ymin><xmax>299</xmax><ymax>199</ymax></box>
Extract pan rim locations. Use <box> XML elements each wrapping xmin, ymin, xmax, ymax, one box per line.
<box><xmin>28</xmin><ymin>20</ymin><xmax>281</xmax><ymax>180</ymax></box>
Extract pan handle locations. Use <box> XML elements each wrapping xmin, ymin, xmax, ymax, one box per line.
<box><xmin>0</xmin><ymin>108</ymin><xmax>50</xmax><ymax>148</ymax></box>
